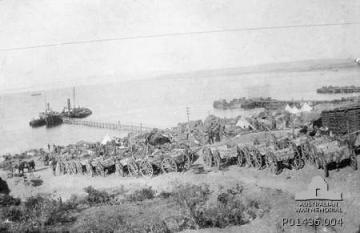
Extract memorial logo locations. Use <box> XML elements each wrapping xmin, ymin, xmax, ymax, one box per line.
<box><xmin>282</xmin><ymin>176</ymin><xmax>344</xmax><ymax>228</ymax></box>
<box><xmin>295</xmin><ymin>176</ymin><xmax>342</xmax><ymax>214</ymax></box>
<box><xmin>295</xmin><ymin>176</ymin><xmax>342</xmax><ymax>201</ymax></box>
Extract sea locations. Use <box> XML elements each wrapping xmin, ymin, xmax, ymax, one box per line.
<box><xmin>1</xmin><ymin>63</ymin><xmax>360</xmax><ymax>155</ymax></box>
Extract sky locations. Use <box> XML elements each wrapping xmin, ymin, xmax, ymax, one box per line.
<box><xmin>0</xmin><ymin>0</ymin><xmax>359</xmax><ymax>93</ymax></box>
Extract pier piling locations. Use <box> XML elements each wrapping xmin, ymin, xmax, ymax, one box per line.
<box><xmin>62</xmin><ymin>117</ymin><xmax>153</xmax><ymax>133</ymax></box>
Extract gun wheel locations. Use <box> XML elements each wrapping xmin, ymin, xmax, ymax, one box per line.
<box><xmin>236</xmin><ymin>146</ymin><xmax>246</xmax><ymax>167</ymax></box>
<box><xmin>127</xmin><ymin>160</ymin><xmax>139</xmax><ymax>176</ymax></box>
<box><xmin>161</xmin><ymin>158</ymin><xmax>178</xmax><ymax>173</ymax></box>
<box><xmin>202</xmin><ymin>147</ymin><xmax>213</xmax><ymax>168</ymax></box>
<box><xmin>139</xmin><ymin>160</ymin><xmax>154</xmax><ymax>177</ymax></box>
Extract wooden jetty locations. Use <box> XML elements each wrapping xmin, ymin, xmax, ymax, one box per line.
<box><xmin>62</xmin><ymin>117</ymin><xmax>154</xmax><ymax>133</ymax></box>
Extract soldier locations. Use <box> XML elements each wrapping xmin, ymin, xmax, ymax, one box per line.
<box><xmin>50</xmin><ymin>158</ymin><xmax>57</xmax><ymax>176</ymax></box>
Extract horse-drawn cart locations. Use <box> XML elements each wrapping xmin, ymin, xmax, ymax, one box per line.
<box><xmin>202</xmin><ymin>143</ymin><xmax>238</xmax><ymax>169</ymax></box>
<box><xmin>308</xmin><ymin>137</ymin><xmax>357</xmax><ymax>177</ymax></box>
<box><xmin>137</xmin><ymin>146</ymin><xmax>195</xmax><ymax>177</ymax></box>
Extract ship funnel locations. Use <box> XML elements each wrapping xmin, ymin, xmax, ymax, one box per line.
<box><xmin>67</xmin><ymin>98</ymin><xmax>71</xmax><ymax>111</ymax></box>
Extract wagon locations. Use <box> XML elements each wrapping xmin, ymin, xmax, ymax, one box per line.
<box><xmin>237</xmin><ymin>138</ymin><xmax>305</xmax><ymax>174</ymax></box>
<box><xmin>290</xmin><ymin>136</ymin><xmax>312</xmax><ymax>162</ymax></box>
<box><xmin>236</xmin><ymin>143</ymin><xmax>265</xmax><ymax>169</ymax></box>
<box><xmin>137</xmin><ymin>146</ymin><xmax>195</xmax><ymax>177</ymax></box>
<box><xmin>88</xmin><ymin>157</ymin><xmax>117</xmax><ymax>176</ymax></box>
<box><xmin>202</xmin><ymin>143</ymin><xmax>238</xmax><ymax>169</ymax></box>
<box><xmin>308</xmin><ymin>137</ymin><xmax>357</xmax><ymax>177</ymax></box>
<box><xmin>265</xmin><ymin>146</ymin><xmax>304</xmax><ymax>174</ymax></box>
<box><xmin>116</xmin><ymin>157</ymin><xmax>139</xmax><ymax>177</ymax></box>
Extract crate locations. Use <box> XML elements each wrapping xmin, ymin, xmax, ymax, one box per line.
<box><xmin>321</xmin><ymin>105</ymin><xmax>360</xmax><ymax>134</ymax></box>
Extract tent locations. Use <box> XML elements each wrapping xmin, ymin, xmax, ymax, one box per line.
<box><xmin>285</xmin><ymin>104</ymin><xmax>300</xmax><ymax>114</ymax></box>
<box><xmin>101</xmin><ymin>134</ymin><xmax>112</xmax><ymax>145</ymax></box>
<box><xmin>300</xmin><ymin>103</ymin><xmax>312</xmax><ymax>112</ymax></box>
<box><xmin>285</xmin><ymin>104</ymin><xmax>292</xmax><ymax>113</ymax></box>
<box><xmin>236</xmin><ymin>117</ymin><xmax>253</xmax><ymax>129</ymax></box>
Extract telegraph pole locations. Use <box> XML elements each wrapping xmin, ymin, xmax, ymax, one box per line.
<box><xmin>186</xmin><ymin>106</ymin><xmax>190</xmax><ymax>124</ymax></box>
<box><xmin>72</xmin><ymin>87</ymin><xmax>76</xmax><ymax>107</ymax></box>
<box><xmin>186</xmin><ymin>107</ymin><xmax>190</xmax><ymax>139</ymax></box>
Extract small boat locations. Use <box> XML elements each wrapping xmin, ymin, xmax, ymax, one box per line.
<box><xmin>29</xmin><ymin>116</ymin><xmax>46</xmax><ymax>127</ymax></box>
<box><xmin>30</xmin><ymin>103</ymin><xmax>64</xmax><ymax>128</ymax></box>
<box><xmin>30</xmin><ymin>92</ymin><xmax>42</xmax><ymax>97</ymax></box>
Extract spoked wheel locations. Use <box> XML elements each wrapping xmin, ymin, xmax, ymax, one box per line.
<box><xmin>182</xmin><ymin>154</ymin><xmax>192</xmax><ymax>171</ymax></box>
<box><xmin>72</xmin><ymin>162</ymin><xmax>78</xmax><ymax>174</ymax></box>
<box><xmin>161</xmin><ymin>158</ymin><xmax>178</xmax><ymax>173</ymax></box>
<box><xmin>290</xmin><ymin>142</ymin><xmax>300</xmax><ymax>157</ymax></box>
<box><xmin>202</xmin><ymin>147</ymin><xmax>213</xmax><ymax>168</ymax></box>
<box><xmin>236</xmin><ymin>146</ymin><xmax>246</xmax><ymax>167</ymax></box>
<box><xmin>302</xmin><ymin>142</ymin><xmax>311</xmax><ymax>161</ymax></box>
<box><xmin>127</xmin><ymin>160</ymin><xmax>139</xmax><ymax>176</ymax></box>
<box><xmin>293</xmin><ymin>157</ymin><xmax>305</xmax><ymax>170</ymax></box>
<box><xmin>86</xmin><ymin>162</ymin><xmax>93</xmax><ymax>176</ymax></box>
<box><xmin>139</xmin><ymin>160</ymin><xmax>154</xmax><ymax>177</ymax></box>
<box><xmin>309</xmin><ymin>144</ymin><xmax>319</xmax><ymax>165</ymax></box>
<box><xmin>350</xmin><ymin>154</ymin><xmax>358</xmax><ymax>170</ymax></box>
<box><xmin>66</xmin><ymin>162</ymin><xmax>73</xmax><ymax>175</ymax></box>
<box><xmin>212</xmin><ymin>150</ymin><xmax>221</xmax><ymax>170</ymax></box>
<box><xmin>66</xmin><ymin>162</ymin><xmax>72</xmax><ymax>175</ymax></box>
<box><xmin>96</xmin><ymin>162</ymin><xmax>105</xmax><ymax>176</ymax></box>
<box><xmin>115</xmin><ymin>162</ymin><xmax>124</xmax><ymax>177</ymax></box>
<box><xmin>75</xmin><ymin>161</ymin><xmax>83</xmax><ymax>175</ymax></box>
<box><xmin>245</xmin><ymin>147</ymin><xmax>254</xmax><ymax>167</ymax></box>
<box><xmin>266</xmin><ymin>151</ymin><xmax>280</xmax><ymax>174</ymax></box>
<box><xmin>251</xmin><ymin>149</ymin><xmax>262</xmax><ymax>169</ymax></box>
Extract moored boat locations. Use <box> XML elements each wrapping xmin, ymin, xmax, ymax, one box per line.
<box><xmin>61</xmin><ymin>98</ymin><xmax>92</xmax><ymax>118</ymax></box>
<box><xmin>29</xmin><ymin>114</ymin><xmax>46</xmax><ymax>127</ymax></box>
<box><xmin>44</xmin><ymin>112</ymin><xmax>63</xmax><ymax>127</ymax></box>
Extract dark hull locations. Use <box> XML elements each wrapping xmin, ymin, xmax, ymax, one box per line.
<box><xmin>29</xmin><ymin>118</ymin><xmax>46</xmax><ymax>128</ymax></box>
<box><xmin>45</xmin><ymin>114</ymin><xmax>63</xmax><ymax>127</ymax></box>
<box><xmin>62</xmin><ymin>108</ymin><xmax>92</xmax><ymax>118</ymax></box>
<box><xmin>317</xmin><ymin>86</ymin><xmax>360</xmax><ymax>94</ymax></box>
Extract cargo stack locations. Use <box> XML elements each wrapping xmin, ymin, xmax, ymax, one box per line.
<box><xmin>321</xmin><ymin>105</ymin><xmax>360</xmax><ymax>134</ymax></box>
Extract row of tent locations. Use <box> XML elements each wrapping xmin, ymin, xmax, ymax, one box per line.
<box><xmin>284</xmin><ymin>103</ymin><xmax>312</xmax><ymax>114</ymax></box>
<box><xmin>235</xmin><ymin>103</ymin><xmax>313</xmax><ymax>130</ymax></box>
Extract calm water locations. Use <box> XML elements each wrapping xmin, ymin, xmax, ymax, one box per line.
<box><xmin>1</xmin><ymin>66</ymin><xmax>360</xmax><ymax>154</ymax></box>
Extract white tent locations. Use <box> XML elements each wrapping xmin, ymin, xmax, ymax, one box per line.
<box><xmin>101</xmin><ymin>134</ymin><xmax>112</xmax><ymax>145</ymax></box>
<box><xmin>285</xmin><ymin>104</ymin><xmax>292</xmax><ymax>113</ymax></box>
<box><xmin>236</xmin><ymin>117</ymin><xmax>253</xmax><ymax>129</ymax></box>
<box><xmin>300</xmin><ymin>103</ymin><xmax>312</xmax><ymax>112</ymax></box>
<box><xmin>285</xmin><ymin>104</ymin><xmax>300</xmax><ymax>114</ymax></box>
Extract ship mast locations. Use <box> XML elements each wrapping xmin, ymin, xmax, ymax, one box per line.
<box><xmin>72</xmin><ymin>87</ymin><xmax>76</xmax><ymax>108</ymax></box>
<box><xmin>44</xmin><ymin>92</ymin><xmax>47</xmax><ymax>112</ymax></box>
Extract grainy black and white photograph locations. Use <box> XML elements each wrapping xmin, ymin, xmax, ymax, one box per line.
<box><xmin>0</xmin><ymin>1</ymin><xmax>360</xmax><ymax>233</ymax></box>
